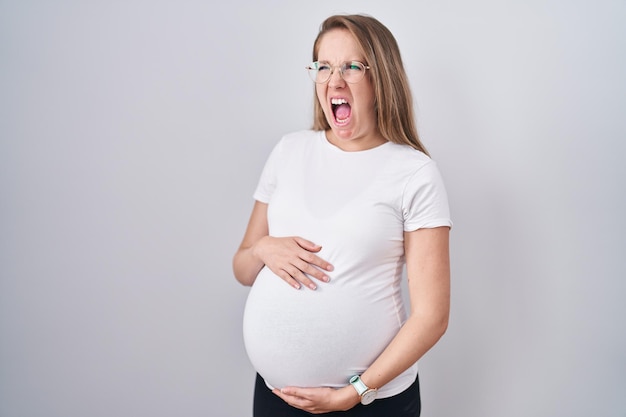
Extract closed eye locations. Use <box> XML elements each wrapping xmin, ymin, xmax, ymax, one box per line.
<box><xmin>317</xmin><ymin>63</ymin><xmax>331</xmax><ymax>71</ymax></box>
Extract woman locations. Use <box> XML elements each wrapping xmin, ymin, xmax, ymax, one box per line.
<box><xmin>233</xmin><ymin>14</ymin><xmax>452</xmax><ymax>416</ymax></box>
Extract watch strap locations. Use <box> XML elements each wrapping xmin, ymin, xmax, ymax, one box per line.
<box><xmin>349</xmin><ymin>375</ymin><xmax>369</xmax><ymax>395</ymax></box>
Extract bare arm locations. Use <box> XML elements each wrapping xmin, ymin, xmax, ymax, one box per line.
<box><xmin>358</xmin><ymin>226</ymin><xmax>450</xmax><ymax>389</ymax></box>
<box><xmin>232</xmin><ymin>201</ymin><xmax>334</xmax><ymax>289</ymax></box>
<box><xmin>232</xmin><ymin>201</ymin><xmax>270</xmax><ymax>286</ymax></box>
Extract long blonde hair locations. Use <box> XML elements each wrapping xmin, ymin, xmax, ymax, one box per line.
<box><xmin>311</xmin><ymin>14</ymin><xmax>429</xmax><ymax>155</ymax></box>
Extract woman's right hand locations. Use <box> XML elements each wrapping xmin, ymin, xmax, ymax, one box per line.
<box><xmin>252</xmin><ymin>236</ymin><xmax>334</xmax><ymax>290</ymax></box>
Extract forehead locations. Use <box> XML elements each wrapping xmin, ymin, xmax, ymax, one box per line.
<box><xmin>316</xmin><ymin>29</ymin><xmax>363</xmax><ymax>61</ymax></box>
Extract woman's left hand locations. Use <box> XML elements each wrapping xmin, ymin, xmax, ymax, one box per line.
<box><xmin>272</xmin><ymin>385</ymin><xmax>359</xmax><ymax>414</ymax></box>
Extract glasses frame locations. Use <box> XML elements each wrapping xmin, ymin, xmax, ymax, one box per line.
<box><xmin>306</xmin><ymin>61</ymin><xmax>371</xmax><ymax>84</ymax></box>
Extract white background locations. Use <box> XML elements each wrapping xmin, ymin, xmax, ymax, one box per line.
<box><xmin>1</xmin><ymin>1</ymin><xmax>625</xmax><ymax>416</ymax></box>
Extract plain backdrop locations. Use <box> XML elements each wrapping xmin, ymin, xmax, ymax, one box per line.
<box><xmin>1</xmin><ymin>1</ymin><xmax>625</xmax><ymax>416</ymax></box>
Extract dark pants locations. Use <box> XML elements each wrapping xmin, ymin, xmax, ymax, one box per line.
<box><xmin>253</xmin><ymin>373</ymin><xmax>421</xmax><ymax>417</ymax></box>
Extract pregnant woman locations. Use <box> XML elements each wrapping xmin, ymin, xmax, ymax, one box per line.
<box><xmin>233</xmin><ymin>14</ymin><xmax>452</xmax><ymax>417</ymax></box>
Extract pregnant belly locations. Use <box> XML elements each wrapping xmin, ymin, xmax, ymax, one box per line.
<box><xmin>242</xmin><ymin>268</ymin><xmax>402</xmax><ymax>389</ymax></box>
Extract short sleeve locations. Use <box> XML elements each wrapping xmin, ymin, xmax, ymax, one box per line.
<box><xmin>253</xmin><ymin>139</ymin><xmax>283</xmax><ymax>203</ymax></box>
<box><xmin>402</xmin><ymin>160</ymin><xmax>453</xmax><ymax>231</ymax></box>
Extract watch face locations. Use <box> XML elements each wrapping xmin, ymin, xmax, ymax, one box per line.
<box><xmin>361</xmin><ymin>389</ymin><xmax>377</xmax><ymax>405</ymax></box>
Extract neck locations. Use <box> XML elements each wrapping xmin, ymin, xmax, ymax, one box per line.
<box><xmin>325</xmin><ymin>130</ymin><xmax>387</xmax><ymax>152</ymax></box>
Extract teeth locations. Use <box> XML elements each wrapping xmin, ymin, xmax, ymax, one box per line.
<box><xmin>331</xmin><ymin>98</ymin><xmax>348</xmax><ymax>105</ymax></box>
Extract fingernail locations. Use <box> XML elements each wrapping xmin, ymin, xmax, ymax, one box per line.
<box><xmin>327</xmin><ymin>265</ymin><xmax>334</xmax><ymax>271</ymax></box>
<box><xmin>308</xmin><ymin>283</ymin><xmax>317</xmax><ymax>290</ymax></box>
<box><xmin>293</xmin><ymin>283</ymin><xmax>301</xmax><ymax>290</ymax></box>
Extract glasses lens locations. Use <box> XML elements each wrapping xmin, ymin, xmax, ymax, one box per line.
<box><xmin>341</xmin><ymin>61</ymin><xmax>366</xmax><ymax>83</ymax></box>
<box><xmin>308</xmin><ymin>62</ymin><xmax>331</xmax><ymax>83</ymax></box>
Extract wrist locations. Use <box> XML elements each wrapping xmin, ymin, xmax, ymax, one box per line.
<box><xmin>337</xmin><ymin>385</ymin><xmax>361</xmax><ymax>411</ymax></box>
<box><xmin>349</xmin><ymin>375</ymin><xmax>378</xmax><ymax>405</ymax></box>
<box><xmin>251</xmin><ymin>236</ymin><xmax>268</xmax><ymax>262</ymax></box>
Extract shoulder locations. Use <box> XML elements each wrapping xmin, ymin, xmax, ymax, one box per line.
<box><xmin>270</xmin><ymin>130</ymin><xmax>321</xmax><ymax>158</ymax></box>
<box><xmin>279</xmin><ymin>129</ymin><xmax>319</xmax><ymax>145</ymax></box>
<box><xmin>382</xmin><ymin>142</ymin><xmax>434</xmax><ymax>173</ymax></box>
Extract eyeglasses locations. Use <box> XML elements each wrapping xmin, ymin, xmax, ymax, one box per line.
<box><xmin>306</xmin><ymin>61</ymin><xmax>370</xmax><ymax>84</ymax></box>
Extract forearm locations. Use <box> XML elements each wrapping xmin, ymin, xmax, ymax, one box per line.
<box><xmin>232</xmin><ymin>241</ymin><xmax>265</xmax><ymax>286</ymax></box>
<box><xmin>360</xmin><ymin>309</ymin><xmax>448</xmax><ymax>390</ymax></box>
<box><xmin>233</xmin><ymin>202</ymin><xmax>270</xmax><ymax>286</ymax></box>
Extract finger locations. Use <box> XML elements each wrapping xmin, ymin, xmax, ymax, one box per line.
<box><xmin>287</xmin><ymin>264</ymin><xmax>318</xmax><ymax>290</ymax></box>
<box><xmin>273</xmin><ymin>389</ymin><xmax>299</xmax><ymax>407</ymax></box>
<box><xmin>281</xmin><ymin>266</ymin><xmax>318</xmax><ymax>291</ymax></box>
<box><xmin>300</xmin><ymin>251</ymin><xmax>334</xmax><ymax>273</ymax></box>
<box><xmin>294</xmin><ymin>259</ymin><xmax>330</xmax><ymax>283</ymax></box>
<box><xmin>276</xmin><ymin>388</ymin><xmax>314</xmax><ymax>409</ymax></box>
<box><xmin>281</xmin><ymin>386</ymin><xmax>323</xmax><ymax>402</ymax></box>
<box><xmin>293</xmin><ymin>237</ymin><xmax>322</xmax><ymax>252</ymax></box>
<box><xmin>273</xmin><ymin>389</ymin><xmax>302</xmax><ymax>407</ymax></box>
<box><xmin>277</xmin><ymin>269</ymin><xmax>302</xmax><ymax>290</ymax></box>
<box><xmin>275</xmin><ymin>387</ymin><xmax>302</xmax><ymax>399</ymax></box>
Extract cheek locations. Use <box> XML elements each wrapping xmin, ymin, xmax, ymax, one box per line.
<box><xmin>316</xmin><ymin>86</ymin><xmax>331</xmax><ymax>115</ymax></box>
<box><xmin>355</xmin><ymin>89</ymin><xmax>376</xmax><ymax>117</ymax></box>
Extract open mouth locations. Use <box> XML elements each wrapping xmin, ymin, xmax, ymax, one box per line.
<box><xmin>331</xmin><ymin>98</ymin><xmax>351</xmax><ymax>124</ymax></box>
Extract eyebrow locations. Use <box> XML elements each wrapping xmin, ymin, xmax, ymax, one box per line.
<box><xmin>315</xmin><ymin>59</ymin><xmax>364</xmax><ymax>64</ymax></box>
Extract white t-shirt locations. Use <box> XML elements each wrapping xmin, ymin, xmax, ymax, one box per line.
<box><xmin>243</xmin><ymin>130</ymin><xmax>452</xmax><ymax>398</ymax></box>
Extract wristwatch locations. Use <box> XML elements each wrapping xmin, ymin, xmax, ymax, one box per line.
<box><xmin>349</xmin><ymin>375</ymin><xmax>378</xmax><ymax>405</ymax></box>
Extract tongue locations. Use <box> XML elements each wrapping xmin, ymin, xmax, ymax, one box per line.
<box><xmin>335</xmin><ymin>103</ymin><xmax>351</xmax><ymax>120</ymax></box>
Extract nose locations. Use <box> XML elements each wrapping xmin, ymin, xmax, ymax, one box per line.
<box><xmin>328</xmin><ymin>68</ymin><xmax>346</xmax><ymax>88</ymax></box>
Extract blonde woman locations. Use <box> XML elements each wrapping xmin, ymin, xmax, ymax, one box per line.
<box><xmin>233</xmin><ymin>14</ymin><xmax>452</xmax><ymax>416</ymax></box>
